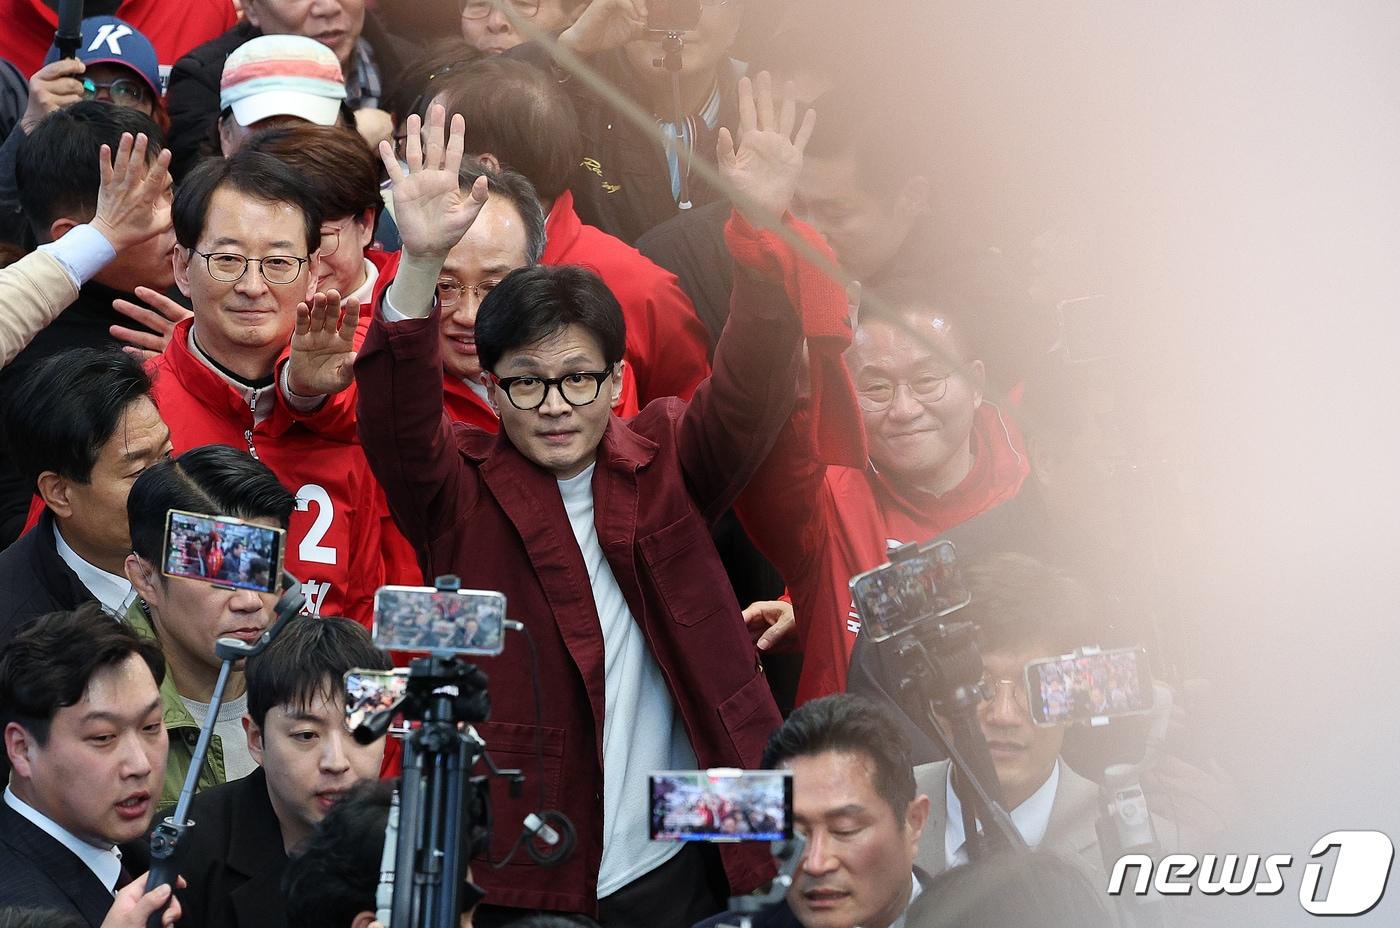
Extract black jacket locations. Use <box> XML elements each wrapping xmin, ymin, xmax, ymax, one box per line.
<box><xmin>173</xmin><ymin>767</ymin><xmax>290</xmax><ymax>928</ymax></box>
<box><xmin>0</xmin><ymin>281</ymin><xmax>158</xmax><ymax>546</ymax></box>
<box><xmin>510</xmin><ymin>43</ymin><xmax>739</xmax><ymax>245</ymax></box>
<box><xmin>0</xmin><ymin>509</ymin><xmax>94</xmax><ymax>647</ymax></box>
<box><xmin>165</xmin><ymin>18</ymin><xmax>414</xmax><ymax>182</ymax></box>
<box><xmin>0</xmin><ymin>509</ymin><xmax>99</xmax><ymax>786</ymax></box>
<box><xmin>0</xmin><ymin>799</ymin><xmax>119</xmax><ymax>926</ymax></box>
<box><xmin>693</xmin><ymin>866</ymin><xmax>937</xmax><ymax>928</ymax></box>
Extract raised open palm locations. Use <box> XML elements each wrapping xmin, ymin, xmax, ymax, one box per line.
<box><xmin>378</xmin><ymin>104</ymin><xmax>489</xmax><ymax>259</ymax></box>
<box><xmin>288</xmin><ymin>290</ymin><xmax>360</xmax><ymax>396</ymax></box>
<box><xmin>717</xmin><ymin>71</ymin><xmax>817</xmax><ymax>227</ymax></box>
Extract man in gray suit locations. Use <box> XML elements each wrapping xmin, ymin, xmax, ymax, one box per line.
<box><xmin>913</xmin><ymin>552</ymin><xmax>1182</xmax><ymax>881</ymax></box>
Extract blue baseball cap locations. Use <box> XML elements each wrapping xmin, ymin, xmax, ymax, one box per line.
<box><xmin>44</xmin><ymin>16</ymin><xmax>162</xmax><ymax>99</ymax></box>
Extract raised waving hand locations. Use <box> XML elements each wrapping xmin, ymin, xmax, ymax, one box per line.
<box><xmin>717</xmin><ymin>71</ymin><xmax>817</xmax><ymax>228</ymax></box>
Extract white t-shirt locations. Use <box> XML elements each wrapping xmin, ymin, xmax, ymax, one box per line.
<box><xmin>557</xmin><ymin>464</ymin><xmax>697</xmax><ymax>897</ymax></box>
<box><xmin>181</xmin><ymin>690</ymin><xmax>257</xmax><ymax>782</ymax></box>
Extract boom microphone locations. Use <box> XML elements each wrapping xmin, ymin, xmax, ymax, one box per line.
<box><xmin>54</xmin><ymin>0</ymin><xmax>84</xmax><ymax>60</ymax></box>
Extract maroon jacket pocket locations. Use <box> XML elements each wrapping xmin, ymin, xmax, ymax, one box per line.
<box><xmin>638</xmin><ymin>514</ymin><xmax>731</xmax><ymax>627</ymax></box>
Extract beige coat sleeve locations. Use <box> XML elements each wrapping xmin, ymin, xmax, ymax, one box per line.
<box><xmin>0</xmin><ymin>249</ymin><xmax>80</xmax><ymax>369</ymax></box>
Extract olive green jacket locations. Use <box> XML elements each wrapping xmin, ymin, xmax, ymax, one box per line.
<box><xmin>124</xmin><ymin>601</ymin><xmax>227</xmax><ymax>814</ymax></box>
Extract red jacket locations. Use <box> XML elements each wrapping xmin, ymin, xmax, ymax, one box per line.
<box><xmin>147</xmin><ymin>319</ymin><xmax>389</xmax><ymax>626</ymax></box>
<box><xmin>0</xmin><ymin>0</ymin><xmax>236</xmax><ymax>78</ymax></box>
<box><xmin>543</xmin><ymin>191</ymin><xmax>710</xmax><ymax>406</ymax></box>
<box><xmin>736</xmin><ymin>402</ymin><xmax>1031</xmax><ymax>703</ymax></box>
<box><xmin>354</xmin><ymin>240</ymin><xmax>800</xmax><ymax>915</ymax></box>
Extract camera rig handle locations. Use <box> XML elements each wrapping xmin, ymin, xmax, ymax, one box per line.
<box><xmin>144</xmin><ymin>572</ymin><xmax>305</xmax><ymax>926</ymax></box>
<box><xmin>717</xmin><ymin>834</ymin><xmax>808</xmax><ymax>928</ymax></box>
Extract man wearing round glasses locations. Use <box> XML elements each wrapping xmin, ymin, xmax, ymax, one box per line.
<box><xmin>735</xmin><ymin>274</ymin><xmax>1034</xmax><ymax>707</ymax></box>
<box><xmin>460</xmin><ymin>0</ymin><xmax>587</xmax><ymax>56</ymax></box>
<box><xmin>152</xmin><ymin>148</ymin><xmax>392</xmax><ymax>628</ymax></box>
<box><xmin>322</xmin><ymin>87</ymin><xmax>813</xmax><ymax>923</ymax></box>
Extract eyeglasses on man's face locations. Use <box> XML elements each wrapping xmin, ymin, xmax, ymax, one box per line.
<box><xmin>82</xmin><ymin>77</ymin><xmax>149</xmax><ymax>108</ymax></box>
<box><xmin>493</xmin><ymin>370</ymin><xmax>614</xmax><ymax>411</ymax></box>
<box><xmin>436</xmin><ymin>277</ymin><xmax>502</xmax><ymax>308</ymax></box>
<box><xmin>191</xmin><ymin>250</ymin><xmax>309</xmax><ymax>285</ymax></box>
<box><xmin>460</xmin><ymin>0</ymin><xmax>541</xmax><ymax>19</ymax></box>
<box><xmin>856</xmin><ymin>364</ymin><xmax>969</xmax><ymax>413</ymax></box>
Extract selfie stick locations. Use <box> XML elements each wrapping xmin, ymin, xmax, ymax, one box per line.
<box><xmin>874</xmin><ymin>541</ymin><xmax>1026</xmax><ymax>860</ymax></box>
<box><xmin>54</xmin><ymin>0</ymin><xmax>84</xmax><ymax>60</ymax></box>
<box><xmin>143</xmin><ymin>572</ymin><xmax>306</xmax><ymax>927</ymax></box>
<box><xmin>718</xmin><ymin>835</ymin><xmax>807</xmax><ymax>928</ymax></box>
<box><xmin>654</xmin><ymin>32</ymin><xmax>693</xmax><ymax>209</ymax></box>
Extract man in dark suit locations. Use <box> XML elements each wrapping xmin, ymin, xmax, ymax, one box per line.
<box><xmin>0</xmin><ymin>604</ymin><xmax>170</xmax><ymax>927</ymax></box>
<box><xmin>696</xmin><ymin>695</ymin><xmax>935</xmax><ymax>928</ymax></box>
<box><xmin>0</xmin><ymin>347</ymin><xmax>171</xmax><ymax>644</ymax></box>
<box><xmin>173</xmin><ymin>616</ymin><xmax>392</xmax><ymax>928</ymax></box>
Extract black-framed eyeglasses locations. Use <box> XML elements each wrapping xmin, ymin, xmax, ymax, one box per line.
<box><xmin>856</xmin><ymin>364</ymin><xmax>968</xmax><ymax>412</ymax></box>
<box><xmin>460</xmin><ymin>0</ymin><xmax>540</xmax><ymax>20</ymax></box>
<box><xmin>494</xmin><ymin>370</ymin><xmax>614</xmax><ymax>411</ymax></box>
<box><xmin>191</xmin><ymin>250</ymin><xmax>309</xmax><ymax>285</ymax></box>
<box><xmin>436</xmin><ymin>277</ymin><xmax>502</xmax><ymax>308</ymax></box>
<box><xmin>82</xmin><ymin>77</ymin><xmax>149</xmax><ymax>107</ymax></box>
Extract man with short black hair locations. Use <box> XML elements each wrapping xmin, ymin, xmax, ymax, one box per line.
<box><xmin>123</xmin><ymin>445</ymin><xmax>297</xmax><ymax>810</ymax></box>
<box><xmin>174</xmin><ymin>615</ymin><xmax>392</xmax><ymax>928</ymax></box>
<box><xmin>154</xmin><ymin>148</ymin><xmax>392</xmax><ymax>623</ymax></box>
<box><xmin>0</xmin><ymin>347</ymin><xmax>171</xmax><ymax>644</ymax></box>
<box><xmin>0</xmin><ymin>604</ymin><xmax>169</xmax><ymax>926</ymax></box>
<box><xmin>697</xmin><ymin>694</ymin><xmax>934</xmax><ymax>928</ymax></box>
<box><xmin>294</xmin><ymin>83</ymin><xmax>814</xmax><ymax>924</ymax></box>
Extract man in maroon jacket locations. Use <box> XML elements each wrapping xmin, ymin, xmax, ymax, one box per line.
<box><xmin>290</xmin><ymin>76</ymin><xmax>817</xmax><ymax>926</ymax></box>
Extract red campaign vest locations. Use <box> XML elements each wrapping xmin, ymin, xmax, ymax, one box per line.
<box><xmin>146</xmin><ymin>319</ymin><xmax>387</xmax><ymax>626</ymax></box>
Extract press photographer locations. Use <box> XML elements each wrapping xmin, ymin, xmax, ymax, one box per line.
<box><xmin>906</xmin><ymin>552</ymin><xmax>1189</xmax><ymax>882</ymax></box>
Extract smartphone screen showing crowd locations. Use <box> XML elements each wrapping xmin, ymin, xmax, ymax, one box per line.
<box><xmin>1025</xmin><ymin>646</ymin><xmax>1153</xmax><ymax>727</ymax></box>
<box><xmin>649</xmin><ymin>769</ymin><xmax>793</xmax><ymax>842</ymax></box>
<box><xmin>848</xmin><ymin>539</ymin><xmax>970</xmax><ymax>642</ymax></box>
<box><xmin>343</xmin><ymin>668</ymin><xmax>410</xmax><ymax>732</ymax></box>
<box><xmin>372</xmin><ymin>586</ymin><xmax>507</xmax><ymax>656</ymax></box>
<box><xmin>162</xmin><ymin>510</ymin><xmax>285</xmax><ymax>593</ymax></box>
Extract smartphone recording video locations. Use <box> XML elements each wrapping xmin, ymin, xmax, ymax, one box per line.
<box><xmin>1025</xmin><ymin>646</ymin><xmax>1153</xmax><ymax>727</ymax></box>
<box><xmin>344</xmin><ymin>668</ymin><xmax>410</xmax><ymax>732</ymax></box>
<box><xmin>647</xmin><ymin>0</ymin><xmax>702</xmax><ymax>32</ymax></box>
<box><xmin>649</xmin><ymin>769</ymin><xmax>793</xmax><ymax>843</ymax></box>
<box><xmin>163</xmin><ymin>510</ymin><xmax>285</xmax><ymax>594</ymax></box>
<box><xmin>848</xmin><ymin>540</ymin><xmax>970</xmax><ymax>642</ymax></box>
<box><xmin>372</xmin><ymin>586</ymin><xmax>506</xmax><ymax>656</ymax></box>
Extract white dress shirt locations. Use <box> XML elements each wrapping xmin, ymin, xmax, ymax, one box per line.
<box><xmin>945</xmin><ymin>760</ymin><xmax>1061</xmax><ymax>868</ymax></box>
<box><xmin>4</xmin><ymin>787</ymin><xmax>123</xmax><ymax>895</ymax></box>
<box><xmin>54</xmin><ymin>524</ymin><xmax>136</xmax><ymax>617</ymax></box>
<box><xmin>889</xmin><ymin>871</ymin><xmax>923</xmax><ymax>928</ymax></box>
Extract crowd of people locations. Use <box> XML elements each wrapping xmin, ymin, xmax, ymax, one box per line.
<box><xmin>0</xmin><ymin>2</ymin><xmax>1229</xmax><ymax>928</ymax></box>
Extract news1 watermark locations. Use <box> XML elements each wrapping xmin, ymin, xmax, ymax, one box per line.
<box><xmin>1108</xmin><ymin>831</ymin><xmax>1395</xmax><ymax>916</ymax></box>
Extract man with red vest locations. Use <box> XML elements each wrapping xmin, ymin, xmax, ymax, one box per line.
<box><xmin>736</xmin><ymin>275</ymin><xmax>1036</xmax><ymax>704</ymax></box>
<box><xmin>152</xmin><ymin>147</ymin><xmax>389</xmax><ymax>623</ymax></box>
